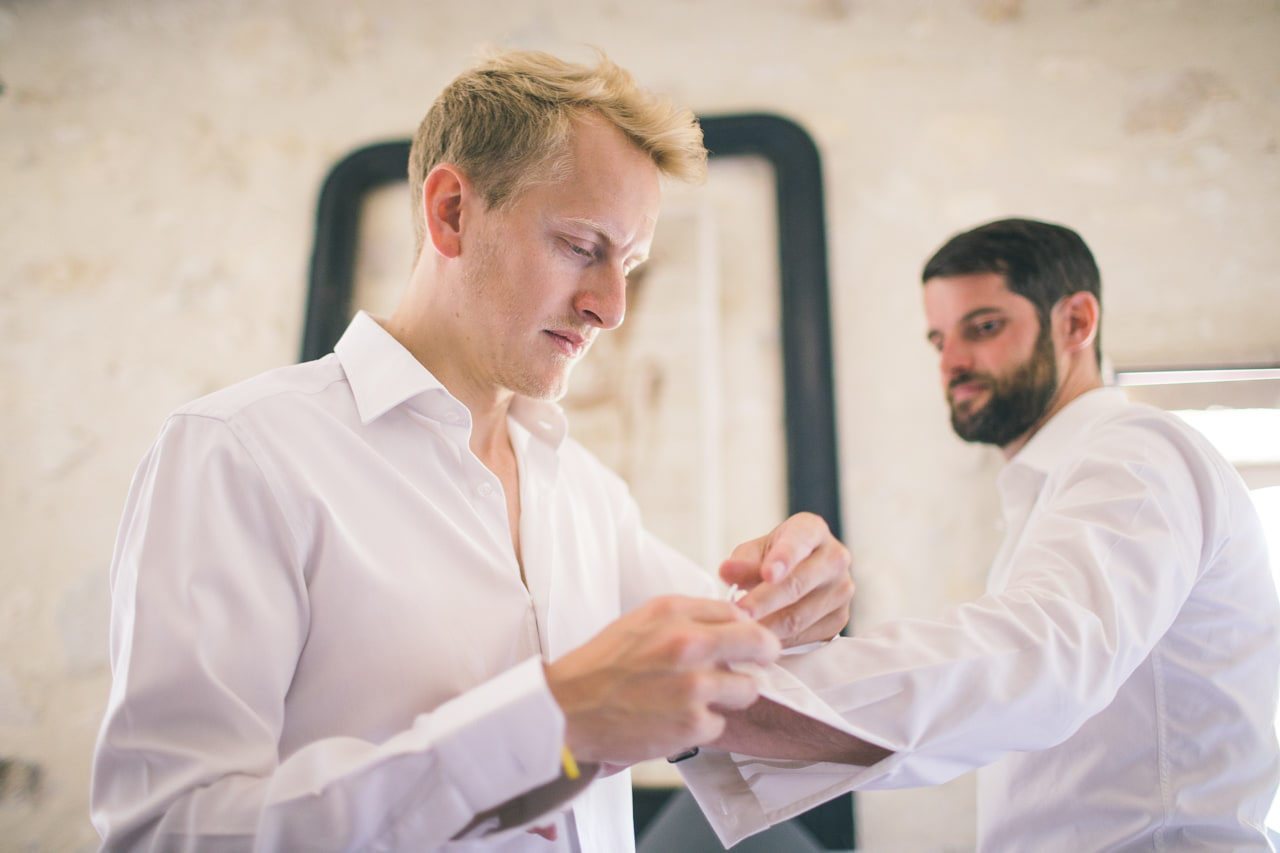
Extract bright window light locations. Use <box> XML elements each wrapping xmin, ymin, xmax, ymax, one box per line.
<box><xmin>1172</xmin><ymin>409</ymin><xmax>1280</xmax><ymax>466</ymax></box>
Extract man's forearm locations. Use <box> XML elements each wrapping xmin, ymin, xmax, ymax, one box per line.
<box><xmin>713</xmin><ymin>698</ymin><xmax>892</xmax><ymax>765</ymax></box>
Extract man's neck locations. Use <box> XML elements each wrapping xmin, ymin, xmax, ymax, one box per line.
<box><xmin>464</xmin><ymin>393</ymin><xmax>517</xmax><ymax>468</ymax></box>
<box><xmin>383</xmin><ymin>301</ymin><xmax>517</xmax><ymax>467</ymax></box>
<box><xmin>1000</xmin><ymin>370</ymin><xmax>1104</xmax><ymax>461</ymax></box>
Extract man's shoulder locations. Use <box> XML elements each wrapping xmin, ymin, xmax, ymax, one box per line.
<box><xmin>1052</xmin><ymin>394</ymin><xmax>1238</xmax><ymax>492</ymax></box>
<box><xmin>1084</xmin><ymin>397</ymin><xmax>1214</xmax><ymax>457</ymax></box>
<box><xmin>172</xmin><ymin>354</ymin><xmax>348</xmax><ymax>425</ymax></box>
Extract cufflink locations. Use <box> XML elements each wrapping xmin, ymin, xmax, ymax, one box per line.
<box><xmin>666</xmin><ymin>747</ymin><xmax>699</xmax><ymax>763</ymax></box>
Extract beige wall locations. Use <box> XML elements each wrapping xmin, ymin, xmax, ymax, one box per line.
<box><xmin>2</xmin><ymin>0</ymin><xmax>1278</xmax><ymax>849</ymax></box>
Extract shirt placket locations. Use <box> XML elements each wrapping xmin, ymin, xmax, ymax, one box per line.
<box><xmin>419</xmin><ymin>400</ymin><xmax>545</xmax><ymax>662</ymax></box>
<box><xmin>511</xmin><ymin>420</ymin><xmax>559</xmax><ymax>660</ymax></box>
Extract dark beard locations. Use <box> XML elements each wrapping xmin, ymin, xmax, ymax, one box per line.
<box><xmin>949</xmin><ymin>325</ymin><xmax>1058</xmax><ymax>447</ymax></box>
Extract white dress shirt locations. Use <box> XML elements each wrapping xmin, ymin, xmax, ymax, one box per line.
<box><xmin>684</xmin><ymin>388</ymin><xmax>1280</xmax><ymax>850</ymax></box>
<box><xmin>91</xmin><ymin>312</ymin><xmax>721</xmax><ymax>851</ymax></box>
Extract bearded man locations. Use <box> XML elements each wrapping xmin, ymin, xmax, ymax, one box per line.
<box><xmin>686</xmin><ymin>218</ymin><xmax>1280</xmax><ymax>851</ymax></box>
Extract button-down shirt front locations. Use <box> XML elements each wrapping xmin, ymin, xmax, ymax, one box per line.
<box><xmin>686</xmin><ymin>388</ymin><xmax>1280</xmax><ymax>850</ymax></box>
<box><xmin>91</xmin><ymin>312</ymin><xmax>718</xmax><ymax>851</ymax></box>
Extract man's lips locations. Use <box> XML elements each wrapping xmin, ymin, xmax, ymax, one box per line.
<box><xmin>948</xmin><ymin>379</ymin><xmax>989</xmax><ymax>405</ymax></box>
<box><xmin>545</xmin><ymin>329</ymin><xmax>589</xmax><ymax>357</ymax></box>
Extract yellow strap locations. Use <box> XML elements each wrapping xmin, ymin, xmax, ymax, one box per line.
<box><xmin>560</xmin><ymin>744</ymin><xmax>580</xmax><ymax>780</ymax></box>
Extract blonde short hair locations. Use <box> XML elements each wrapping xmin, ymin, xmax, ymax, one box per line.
<box><xmin>408</xmin><ymin>49</ymin><xmax>707</xmax><ymax>254</ymax></box>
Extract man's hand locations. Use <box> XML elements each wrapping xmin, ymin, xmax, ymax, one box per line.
<box><xmin>719</xmin><ymin>512</ymin><xmax>853</xmax><ymax>647</ymax></box>
<box><xmin>544</xmin><ymin>596</ymin><xmax>780</xmax><ymax>765</ymax></box>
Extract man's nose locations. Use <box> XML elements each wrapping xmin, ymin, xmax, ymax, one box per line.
<box><xmin>575</xmin><ymin>264</ymin><xmax>627</xmax><ymax>330</ymax></box>
<box><xmin>940</xmin><ymin>337</ymin><xmax>974</xmax><ymax>382</ymax></box>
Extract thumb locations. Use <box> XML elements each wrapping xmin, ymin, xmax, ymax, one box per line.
<box><xmin>719</xmin><ymin>534</ymin><xmax>771</xmax><ymax>586</ymax></box>
<box><xmin>719</xmin><ymin>557</ymin><xmax>765</xmax><ymax>588</ymax></box>
<box><xmin>757</xmin><ymin>513</ymin><xmax>829</xmax><ymax>583</ymax></box>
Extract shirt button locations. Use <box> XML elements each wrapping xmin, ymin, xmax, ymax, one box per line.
<box><xmin>477</xmin><ymin>482</ymin><xmax>494</xmax><ymax>498</ymax></box>
<box><xmin>443</xmin><ymin>409</ymin><xmax>462</xmax><ymax>424</ymax></box>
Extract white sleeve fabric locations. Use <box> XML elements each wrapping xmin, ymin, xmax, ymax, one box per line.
<box><xmin>91</xmin><ymin>415</ymin><xmax>569</xmax><ymax>851</ymax></box>
<box><xmin>680</xmin><ymin>423</ymin><xmax>1210</xmax><ymax>846</ymax></box>
<box><xmin>613</xmin><ymin>490</ymin><xmax>721</xmax><ymax>612</ymax></box>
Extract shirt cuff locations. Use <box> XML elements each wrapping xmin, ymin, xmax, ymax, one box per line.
<box><xmin>426</xmin><ymin>656</ymin><xmax>565</xmax><ymax>814</ymax></box>
<box><xmin>681</xmin><ymin>748</ymin><xmax>906</xmax><ymax>848</ymax></box>
<box><xmin>678</xmin><ymin>656</ymin><xmax>907</xmax><ymax>848</ymax></box>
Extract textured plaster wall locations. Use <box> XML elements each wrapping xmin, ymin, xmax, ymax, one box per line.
<box><xmin>2</xmin><ymin>0</ymin><xmax>1278</xmax><ymax>850</ymax></box>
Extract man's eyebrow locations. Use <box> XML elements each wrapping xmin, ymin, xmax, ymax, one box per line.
<box><xmin>562</xmin><ymin>217</ymin><xmax>622</xmax><ymax>246</ymax></box>
<box><xmin>562</xmin><ymin>217</ymin><xmax>651</xmax><ymax>267</ymax></box>
<box><xmin>926</xmin><ymin>307</ymin><xmax>1004</xmax><ymax>343</ymax></box>
<box><xmin>960</xmin><ymin>307</ymin><xmax>1004</xmax><ymax>323</ymax></box>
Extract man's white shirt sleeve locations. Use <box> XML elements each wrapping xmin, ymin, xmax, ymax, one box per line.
<box><xmin>92</xmin><ymin>413</ymin><xmax>568</xmax><ymax>850</ymax></box>
<box><xmin>678</xmin><ymin>390</ymin><xmax>1280</xmax><ymax>848</ymax></box>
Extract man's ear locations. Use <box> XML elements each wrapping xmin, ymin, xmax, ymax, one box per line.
<box><xmin>1055</xmin><ymin>291</ymin><xmax>1100</xmax><ymax>355</ymax></box>
<box><xmin>422</xmin><ymin>164</ymin><xmax>467</xmax><ymax>259</ymax></box>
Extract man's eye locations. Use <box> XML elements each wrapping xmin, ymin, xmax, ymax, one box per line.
<box><xmin>565</xmin><ymin>240</ymin><xmax>594</xmax><ymax>259</ymax></box>
<box><xmin>972</xmin><ymin>319</ymin><xmax>1003</xmax><ymax>337</ymax></box>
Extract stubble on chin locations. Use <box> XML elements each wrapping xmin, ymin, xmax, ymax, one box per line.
<box><xmin>506</xmin><ymin>359</ymin><xmax>576</xmax><ymax>403</ymax></box>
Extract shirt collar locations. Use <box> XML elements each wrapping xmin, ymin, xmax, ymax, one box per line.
<box><xmin>509</xmin><ymin>396</ymin><xmax>570</xmax><ymax>448</ymax></box>
<box><xmin>1009</xmin><ymin>386</ymin><xmax>1129</xmax><ymax>474</ymax></box>
<box><xmin>333</xmin><ymin>311</ymin><xmax>569</xmax><ymax>448</ymax></box>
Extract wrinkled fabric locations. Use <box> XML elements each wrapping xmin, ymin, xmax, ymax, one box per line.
<box><xmin>686</xmin><ymin>388</ymin><xmax>1280</xmax><ymax>851</ymax></box>
<box><xmin>91</xmin><ymin>312</ymin><xmax>720</xmax><ymax>852</ymax></box>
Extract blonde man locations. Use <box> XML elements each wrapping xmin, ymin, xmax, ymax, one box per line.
<box><xmin>91</xmin><ymin>50</ymin><xmax>864</xmax><ymax>851</ymax></box>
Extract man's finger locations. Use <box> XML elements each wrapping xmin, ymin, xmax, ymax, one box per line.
<box><xmin>757</xmin><ymin>512</ymin><xmax>830</xmax><ymax>583</ymax></box>
<box><xmin>735</xmin><ymin>549</ymin><xmax>830</xmax><ymax>620</ymax></box>
<box><xmin>799</xmin><ymin>607</ymin><xmax>853</xmax><ymax>646</ymax></box>
<box><xmin>701</xmin><ymin>670</ymin><xmax>762</xmax><ymax>712</ymax></box>
<box><xmin>641</xmin><ymin>594</ymin><xmax>750</xmax><ymax>625</ymax></box>
<box><xmin>718</xmin><ymin>557</ymin><xmax>766</xmax><ymax>589</ymax></box>
<box><xmin>725</xmin><ymin>534</ymin><xmax>767</xmax><ymax>566</ymax></box>
<box><xmin>711</xmin><ymin>620</ymin><xmax>782</xmax><ymax>665</ymax></box>
<box><xmin>671</xmin><ymin>619</ymin><xmax>780</xmax><ymax>669</ymax></box>
<box><xmin>756</xmin><ymin>597</ymin><xmax>851</xmax><ymax>647</ymax></box>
